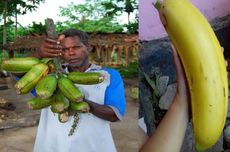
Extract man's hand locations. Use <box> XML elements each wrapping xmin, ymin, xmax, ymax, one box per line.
<box><xmin>171</xmin><ymin>44</ymin><xmax>189</xmax><ymax>105</ymax></box>
<box><xmin>37</xmin><ymin>38</ymin><xmax>63</xmax><ymax>58</ymax></box>
<box><xmin>84</xmin><ymin>98</ymin><xmax>119</xmax><ymax>122</ymax></box>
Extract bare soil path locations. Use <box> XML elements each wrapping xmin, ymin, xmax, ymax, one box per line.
<box><xmin>0</xmin><ymin>77</ymin><xmax>147</xmax><ymax>152</ymax></box>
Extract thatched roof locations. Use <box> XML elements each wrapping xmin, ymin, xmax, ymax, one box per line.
<box><xmin>4</xmin><ymin>33</ymin><xmax>138</xmax><ymax>52</ymax></box>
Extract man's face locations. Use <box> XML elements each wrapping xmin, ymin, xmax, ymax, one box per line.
<box><xmin>61</xmin><ymin>36</ymin><xmax>89</xmax><ymax>68</ymax></box>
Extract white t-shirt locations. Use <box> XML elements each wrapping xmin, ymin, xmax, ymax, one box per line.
<box><xmin>33</xmin><ymin>64</ymin><xmax>117</xmax><ymax>152</ymax></box>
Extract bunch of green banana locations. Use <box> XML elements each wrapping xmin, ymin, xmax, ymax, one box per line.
<box><xmin>2</xmin><ymin>57</ymin><xmax>102</xmax><ymax>124</ymax></box>
<box><xmin>155</xmin><ymin>0</ymin><xmax>228</xmax><ymax>151</ymax></box>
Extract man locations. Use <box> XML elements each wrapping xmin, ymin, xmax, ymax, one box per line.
<box><xmin>32</xmin><ymin>29</ymin><xmax>126</xmax><ymax>152</ymax></box>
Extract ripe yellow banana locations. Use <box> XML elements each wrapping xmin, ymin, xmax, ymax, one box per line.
<box><xmin>155</xmin><ymin>0</ymin><xmax>228</xmax><ymax>151</ymax></box>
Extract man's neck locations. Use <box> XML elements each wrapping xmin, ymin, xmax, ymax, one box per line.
<box><xmin>69</xmin><ymin>62</ymin><xmax>91</xmax><ymax>72</ymax></box>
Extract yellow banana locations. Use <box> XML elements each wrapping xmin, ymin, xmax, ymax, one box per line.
<box><xmin>155</xmin><ymin>0</ymin><xmax>228</xmax><ymax>151</ymax></box>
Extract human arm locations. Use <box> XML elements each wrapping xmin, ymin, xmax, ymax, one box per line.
<box><xmin>85</xmin><ymin>69</ymin><xmax>126</xmax><ymax>122</ymax></box>
<box><xmin>85</xmin><ymin>98</ymin><xmax>119</xmax><ymax>122</ymax></box>
<box><xmin>139</xmin><ymin>44</ymin><xmax>189</xmax><ymax>152</ymax></box>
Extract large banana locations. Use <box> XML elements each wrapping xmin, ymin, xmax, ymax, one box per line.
<box><xmin>2</xmin><ymin>57</ymin><xmax>40</xmax><ymax>73</ymax></box>
<box><xmin>155</xmin><ymin>0</ymin><xmax>228</xmax><ymax>151</ymax></box>
<box><xmin>35</xmin><ymin>74</ymin><xmax>57</xmax><ymax>99</ymax></box>
<box><xmin>15</xmin><ymin>63</ymin><xmax>49</xmax><ymax>94</ymax></box>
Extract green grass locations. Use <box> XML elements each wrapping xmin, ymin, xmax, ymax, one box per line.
<box><xmin>108</xmin><ymin>62</ymin><xmax>139</xmax><ymax>78</ymax></box>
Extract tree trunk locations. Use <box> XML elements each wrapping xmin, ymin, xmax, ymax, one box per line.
<box><xmin>15</xmin><ymin>4</ymin><xmax>18</xmax><ymax>38</ymax></box>
<box><xmin>3</xmin><ymin>0</ymin><xmax>7</xmax><ymax>46</ymax></box>
<box><xmin>127</xmin><ymin>12</ymin><xmax>130</xmax><ymax>24</ymax></box>
<box><xmin>2</xmin><ymin>0</ymin><xmax>8</xmax><ymax>60</ymax></box>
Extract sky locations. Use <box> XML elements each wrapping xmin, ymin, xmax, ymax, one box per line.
<box><xmin>17</xmin><ymin>0</ymin><xmax>85</xmax><ymax>26</ymax></box>
<box><xmin>17</xmin><ymin>0</ymin><xmax>134</xmax><ymax>27</ymax></box>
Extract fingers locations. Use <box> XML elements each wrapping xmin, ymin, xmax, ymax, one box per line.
<box><xmin>43</xmin><ymin>52</ymin><xmax>62</xmax><ymax>57</ymax></box>
<box><xmin>44</xmin><ymin>38</ymin><xmax>63</xmax><ymax>49</ymax></box>
<box><xmin>43</xmin><ymin>48</ymin><xmax>62</xmax><ymax>54</ymax></box>
<box><xmin>45</xmin><ymin>38</ymin><xmax>58</xmax><ymax>44</ymax></box>
<box><xmin>58</xmin><ymin>34</ymin><xmax>65</xmax><ymax>42</ymax></box>
<box><xmin>39</xmin><ymin>37</ymin><xmax>64</xmax><ymax>58</ymax></box>
<box><xmin>170</xmin><ymin>44</ymin><xmax>187</xmax><ymax>93</ymax></box>
<box><xmin>44</xmin><ymin>42</ymin><xmax>62</xmax><ymax>49</ymax></box>
<box><xmin>171</xmin><ymin>44</ymin><xmax>184</xmax><ymax>79</ymax></box>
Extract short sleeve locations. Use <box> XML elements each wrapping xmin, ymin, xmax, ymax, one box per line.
<box><xmin>103</xmin><ymin>68</ymin><xmax>126</xmax><ymax>120</ymax></box>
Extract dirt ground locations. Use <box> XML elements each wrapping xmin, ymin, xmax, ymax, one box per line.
<box><xmin>0</xmin><ymin>77</ymin><xmax>147</xmax><ymax>152</ymax></box>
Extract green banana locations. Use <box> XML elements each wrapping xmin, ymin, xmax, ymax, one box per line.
<box><xmin>58</xmin><ymin>77</ymin><xmax>84</xmax><ymax>103</ymax></box>
<box><xmin>15</xmin><ymin>63</ymin><xmax>49</xmax><ymax>94</ymax></box>
<box><xmin>27</xmin><ymin>97</ymin><xmax>52</xmax><ymax>110</ymax></box>
<box><xmin>70</xmin><ymin>101</ymin><xmax>90</xmax><ymax>113</ymax></box>
<box><xmin>2</xmin><ymin>57</ymin><xmax>40</xmax><ymax>73</ymax></box>
<box><xmin>35</xmin><ymin>75</ymin><xmax>57</xmax><ymax>99</ymax></box>
<box><xmin>67</xmin><ymin>72</ymin><xmax>104</xmax><ymax>84</ymax></box>
<box><xmin>50</xmin><ymin>91</ymin><xmax>69</xmax><ymax>113</ymax></box>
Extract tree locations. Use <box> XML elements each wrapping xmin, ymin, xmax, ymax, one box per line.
<box><xmin>124</xmin><ymin>0</ymin><xmax>136</xmax><ymax>24</ymax></box>
<box><xmin>0</xmin><ymin>0</ymin><xmax>45</xmax><ymax>45</ymax></box>
<box><xmin>59</xmin><ymin>0</ymin><xmax>138</xmax><ymax>33</ymax></box>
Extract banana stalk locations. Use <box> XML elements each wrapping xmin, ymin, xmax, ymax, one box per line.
<box><xmin>155</xmin><ymin>0</ymin><xmax>228</xmax><ymax>150</ymax></box>
<box><xmin>40</xmin><ymin>58</ymin><xmax>57</xmax><ymax>73</ymax></box>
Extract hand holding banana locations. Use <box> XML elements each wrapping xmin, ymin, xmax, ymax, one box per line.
<box><xmin>155</xmin><ymin>0</ymin><xmax>228</xmax><ymax>151</ymax></box>
<box><xmin>38</xmin><ymin>37</ymin><xmax>63</xmax><ymax>58</ymax></box>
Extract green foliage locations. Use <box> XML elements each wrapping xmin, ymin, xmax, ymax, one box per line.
<box><xmin>125</xmin><ymin>21</ymin><xmax>138</xmax><ymax>34</ymax></box>
<box><xmin>0</xmin><ymin>21</ymin><xmax>47</xmax><ymax>44</ymax></box>
<box><xmin>16</xmin><ymin>22</ymin><xmax>46</xmax><ymax>37</ymax></box>
<box><xmin>0</xmin><ymin>0</ymin><xmax>45</xmax><ymax>44</ymax></box>
<box><xmin>0</xmin><ymin>0</ymin><xmax>138</xmax><ymax>45</ymax></box>
<box><xmin>59</xmin><ymin>0</ymin><xmax>138</xmax><ymax>33</ymax></box>
<box><xmin>55</xmin><ymin>21</ymin><xmax>69</xmax><ymax>34</ymax></box>
<box><xmin>100</xmin><ymin>1</ymin><xmax>122</xmax><ymax>17</ymax></box>
<box><xmin>124</xmin><ymin>0</ymin><xmax>135</xmax><ymax>13</ymax></box>
<box><xmin>114</xmin><ymin>62</ymin><xmax>138</xmax><ymax>78</ymax></box>
<box><xmin>70</xmin><ymin>17</ymin><xmax>124</xmax><ymax>33</ymax></box>
<box><xmin>28</xmin><ymin>22</ymin><xmax>46</xmax><ymax>34</ymax></box>
<box><xmin>0</xmin><ymin>19</ymin><xmax>15</xmax><ymax>43</ymax></box>
<box><xmin>59</xmin><ymin>1</ymin><xmax>104</xmax><ymax>22</ymax></box>
<box><xmin>0</xmin><ymin>0</ymin><xmax>45</xmax><ymax>16</ymax></box>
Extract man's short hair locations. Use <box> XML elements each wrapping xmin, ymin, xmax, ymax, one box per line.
<box><xmin>62</xmin><ymin>29</ymin><xmax>89</xmax><ymax>46</ymax></box>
